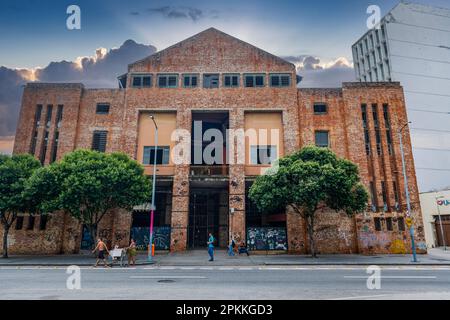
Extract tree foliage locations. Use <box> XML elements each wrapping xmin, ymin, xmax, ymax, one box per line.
<box><xmin>249</xmin><ymin>146</ymin><xmax>368</xmax><ymax>257</ymax></box>
<box><xmin>0</xmin><ymin>154</ymin><xmax>41</xmax><ymax>258</ymax></box>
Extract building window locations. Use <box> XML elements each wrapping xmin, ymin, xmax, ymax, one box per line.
<box><xmin>370</xmin><ymin>182</ymin><xmax>377</xmax><ymax>212</ymax></box>
<box><xmin>203</xmin><ymin>74</ymin><xmax>219</xmax><ymax>88</ymax></box>
<box><xmin>40</xmin><ymin>130</ymin><xmax>49</xmax><ymax>164</ymax></box>
<box><xmin>314</xmin><ymin>103</ymin><xmax>328</xmax><ymax>115</ymax></box>
<box><xmin>50</xmin><ymin>131</ymin><xmax>59</xmax><ymax>164</ymax></box>
<box><xmin>158</xmin><ymin>74</ymin><xmax>178</xmax><ymax>88</ymax></box>
<box><xmin>374</xmin><ymin>217</ymin><xmax>382</xmax><ymax>231</ymax></box>
<box><xmin>393</xmin><ymin>181</ymin><xmax>399</xmax><ymax>209</ymax></box>
<box><xmin>30</xmin><ymin>130</ymin><xmax>38</xmax><ymax>155</ymax></box>
<box><xmin>27</xmin><ymin>215</ymin><xmax>35</xmax><ymax>230</ymax></box>
<box><xmin>96</xmin><ymin>103</ymin><xmax>110</xmax><ymax>115</ymax></box>
<box><xmin>143</xmin><ymin>146</ymin><xmax>170</xmax><ymax>165</ymax></box>
<box><xmin>250</xmin><ymin>146</ymin><xmax>277</xmax><ymax>165</ymax></box>
<box><xmin>92</xmin><ymin>130</ymin><xmax>108</xmax><ymax>152</ymax></box>
<box><xmin>381</xmin><ymin>181</ymin><xmax>388</xmax><ymax>211</ymax></box>
<box><xmin>45</xmin><ymin>105</ymin><xmax>53</xmax><ymax>128</ymax></box>
<box><xmin>270</xmin><ymin>74</ymin><xmax>291</xmax><ymax>87</ymax></box>
<box><xmin>223</xmin><ymin>74</ymin><xmax>239</xmax><ymax>88</ymax></box>
<box><xmin>397</xmin><ymin>217</ymin><xmax>405</xmax><ymax>231</ymax></box>
<box><xmin>132</xmin><ymin>74</ymin><xmax>152</xmax><ymax>88</ymax></box>
<box><xmin>56</xmin><ymin>105</ymin><xmax>63</xmax><ymax>128</ymax></box>
<box><xmin>315</xmin><ymin>131</ymin><xmax>329</xmax><ymax>148</ymax></box>
<box><xmin>15</xmin><ymin>216</ymin><xmax>24</xmax><ymax>230</ymax></box>
<box><xmin>244</xmin><ymin>74</ymin><xmax>265</xmax><ymax>87</ymax></box>
<box><xmin>39</xmin><ymin>215</ymin><xmax>48</xmax><ymax>231</ymax></box>
<box><xmin>183</xmin><ymin>74</ymin><xmax>198</xmax><ymax>88</ymax></box>
<box><xmin>386</xmin><ymin>217</ymin><xmax>393</xmax><ymax>231</ymax></box>
<box><xmin>35</xmin><ymin>105</ymin><xmax>43</xmax><ymax>128</ymax></box>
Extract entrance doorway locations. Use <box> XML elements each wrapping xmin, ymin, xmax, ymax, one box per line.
<box><xmin>188</xmin><ymin>187</ymin><xmax>229</xmax><ymax>249</ymax></box>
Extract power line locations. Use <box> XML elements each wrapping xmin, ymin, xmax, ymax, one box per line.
<box><xmin>411</xmin><ymin>127</ymin><xmax>450</xmax><ymax>133</ymax></box>
<box><xmin>390</xmin><ymin>38</ymin><xmax>450</xmax><ymax>50</ymax></box>
<box><xmin>417</xmin><ymin>168</ymin><xmax>450</xmax><ymax>172</ymax></box>
<box><xmin>392</xmin><ymin>71</ymin><xmax>450</xmax><ymax>81</ymax></box>
<box><xmin>414</xmin><ymin>147</ymin><xmax>450</xmax><ymax>152</ymax></box>
<box><xmin>390</xmin><ymin>54</ymin><xmax>450</xmax><ymax>65</ymax></box>
<box><xmin>405</xmin><ymin>90</ymin><xmax>450</xmax><ymax>98</ymax></box>
<box><xmin>409</xmin><ymin>108</ymin><xmax>450</xmax><ymax>114</ymax></box>
<box><xmin>393</xmin><ymin>21</ymin><xmax>450</xmax><ymax>33</ymax></box>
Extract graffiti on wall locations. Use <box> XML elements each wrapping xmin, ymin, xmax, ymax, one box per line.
<box><xmin>131</xmin><ymin>226</ymin><xmax>171</xmax><ymax>250</ymax></box>
<box><xmin>247</xmin><ymin>227</ymin><xmax>287</xmax><ymax>251</ymax></box>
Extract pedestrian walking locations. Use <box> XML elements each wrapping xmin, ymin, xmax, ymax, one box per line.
<box><xmin>228</xmin><ymin>237</ymin><xmax>236</xmax><ymax>256</ymax></box>
<box><xmin>207</xmin><ymin>233</ymin><xmax>215</xmax><ymax>262</ymax></box>
<box><xmin>92</xmin><ymin>238</ymin><xmax>111</xmax><ymax>267</ymax></box>
<box><xmin>238</xmin><ymin>242</ymin><xmax>250</xmax><ymax>256</ymax></box>
<box><xmin>127</xmin><ymin>238</ymin><xmax>137</xmax><ymax>266</ymax></box>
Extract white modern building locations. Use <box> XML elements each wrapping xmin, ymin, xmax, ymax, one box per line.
<box><xmin>352</xmin><ymin>2</ymin><xmax>450</xmax><ymax>192</ymax></box>
<box><xmin>420</xmin><ymin>189</ymin><xmax>450</xmax><ymax>248</ymax></box>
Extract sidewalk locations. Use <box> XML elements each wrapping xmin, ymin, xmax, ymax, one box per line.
<box><xmin>1</xmin><ymin>248</ymin><xmax>450</xmax><ymax>267</ymax></box>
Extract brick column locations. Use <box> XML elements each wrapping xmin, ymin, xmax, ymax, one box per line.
<box><xmin>170</xmin><ymin>110</ymin><xmax>191</xmax><ymax>252</ymax></box>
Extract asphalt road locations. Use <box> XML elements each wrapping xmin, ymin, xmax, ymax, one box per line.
<box><xmin>1</xmin><ymin>266</ymin><xmax>450</xmax><ymax>300</ymax></box>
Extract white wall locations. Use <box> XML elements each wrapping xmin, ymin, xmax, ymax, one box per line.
<box><xmin>420</xmin><ymin>189</ymin><xmax>450</xmax><ymax>248</ymax></box>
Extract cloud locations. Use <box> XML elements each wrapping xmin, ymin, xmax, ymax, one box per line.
<box><xmin>283</xmin><ymin>55</ymin><xmax>355</xmax><ymax>87</ymax></box>
<box><xmin>146</xmin><ymin>6</ymin><xmax>213</xmax><ymax>22</ymax></box>
<box><xmin>0</xmin><ymin>40</ymin><xmax>157</xmax><ymax>136</ymax></box>
<box><xmin>0</xmin><ymin>136</ymin><xmax>14</xmax><ymax>155</ymax></box>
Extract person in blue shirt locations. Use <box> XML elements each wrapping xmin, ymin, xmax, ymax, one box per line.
<box><xmin>228</xmin><ymin>237</ymin><xmax>236</xmax><ymax>256</ymax></box>
<box><xmin>207</xmin><ymin>233</ymin><xmax>215</xmax><ymax>262</ymax></box>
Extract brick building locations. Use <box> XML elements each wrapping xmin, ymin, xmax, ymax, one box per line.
<box><xmin>6</xmin><ymin>28</ymin><xmax>426</xmax><ymax>255</ymax></box>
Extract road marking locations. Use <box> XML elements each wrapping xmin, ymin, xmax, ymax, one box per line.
<box><xmin>129</xmin><ymin>275</ymin><xmax>207</xmax><ymax>279</ymax></box>
<box><xmin>331</xmin><ymin>294</ymin><xmax>390</xmax><ymax>300</ymax></box>
<box><xmin>344</xmin><ymin>276</ymin><xmax>437</xmax><ymax>279</ymax></box>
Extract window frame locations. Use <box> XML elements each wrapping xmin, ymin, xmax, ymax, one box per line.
<box><xmin>223</xmin><ymin>74</ymin><xmax>240</xmax><ymax>88</ymax></box>
<box><xmin>131</xmin><ymin>74</ymin><xmax>153</xmax><ymax>88</ymax></box>
<box><xmin>314</xmin><ymin>130</ymin><xmax>330</xmax><ymax>148</ymax></box>
<box><xmin>92</xmin><ymin>130</ymin><xmax>108</xmax><ymax>153</ymax></box>
<box><xmin>96</xmin><ymin>103</ymin><xmax>110</xmax><ymax>115</ymax></box>
<box><xmin>244</xmin><ymin>74</ymin><xmax>266</xmax><ymax>88</ymax></box>
<box><xmin>143</xmin><ymin>146</ymin><xmax>171</xmax><ymax>165</ymax></box>
<box><xmin>182</xmin><ymin>74</ymin><xmax>199</xmax><ymax>88</ymax></box>
<box><xmin>157</xmin><ymin>74</ymin><xmax>178</xmax><ymax>88</ymax></box>
<box><xmin>270</xmin><ymin>74</ymin><xmax>291</xmax><ymax>88</ymax></box>
<box><xmin>313</xmin><ymin>103</ymin><xmax>328</xmax><ymax>115</ymax></box>
<box><xmin>203</xmin><ymin>73</ymin><xmax>220</xmax><ymax>89</ymax></box>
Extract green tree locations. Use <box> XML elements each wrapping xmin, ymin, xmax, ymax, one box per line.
<box><xmin>249</xmin><ymin>146</ymin><xmax>368</xmax><ymax>257</ymax></box>
<box><xmin>28</xmin><ymin>150</ymin><xmax>151</xmax><ymax>248</ymax></box>
<box><xmin>0</xmin><ymin>154</ymin><xmax>41</xmax><ymax>258</ymax></box>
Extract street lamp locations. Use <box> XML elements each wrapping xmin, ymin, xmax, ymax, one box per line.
<box><xmin>148</xmin><ymin>115</ymin><xmax>158</xmax><ymax>262</ymax></box>
<box><xmin>435</xmin><ymin>195</ymin><xmax>447</xmax><ymax>251</ymax></box>
<box><xmin>398</xmin><ymin>121</ymin><xmax>418</xmax><ymax>262</ymax></box>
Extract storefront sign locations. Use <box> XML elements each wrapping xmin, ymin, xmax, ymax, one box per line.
<box><xmin>437</xmin><ymin>199</ymin><xmax>450</xmax><ymax>206</ymax></box>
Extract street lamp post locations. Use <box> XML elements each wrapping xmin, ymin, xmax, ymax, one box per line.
<box><xmin>148</xmin><ymin>115</ymin><xmax>158</xmax><ymax>262</ymax></box>
<box><xmin>435</xmin><ymin>195</ymin><xmax>447</xmax><ymax>251</ymax></box>
<box><xmin>398</xmin><ymin>122</ymin><xmax>418</xmax><ymax>262</ymax></box>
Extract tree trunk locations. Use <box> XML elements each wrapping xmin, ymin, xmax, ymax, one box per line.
<box><xmin>306</xmin><ymin>215</ymin><xmax>317</xmax><ymax>258</ymax></box>
<box><xmin>2</xmin><ymin>225</ymin><xmax>9</xmax><ymax>258</ymax></box>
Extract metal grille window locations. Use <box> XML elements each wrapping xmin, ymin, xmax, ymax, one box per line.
<box><xmin>92</xmin><ymin>131</ymin><xmax>108</xmax><ymax>152</ymax></box>
<box><xmin>96</xmin><ymin>103</ymin><xmax>110</xmax><ymax>115</ymax></box>
<box><xmin>314</xmin><ymin>103</ymin><xmax>327</xmax><ymax>115</ymax></box>
<box><xmin>315</xmin><ymin>131</ymin><xmax>329</xmax><ymax>148</ymax></box>
<box><xmin>183</xmin><ymin>74</ymin><xmax>198</xmax><ymax>88</ymax></box>
<box><xmin>223</xmin><ymin>74</ymin><xmax>239</xmax><ymax>87</ymax></box>
<box><xmin>270</xmin><ymin>74</ymin><xmax>291</xmax><ymax>87</ymax></box>
<box><xmin>143</xmin><ymin>146</ymin><xmax>170</xmax><ymax>165</ymax></box>
<box><xmin>244</xmin><ymin>74</ymin><xmax>265</xmax><ymax>87</ymax></box>
<box><xmin>203</xmin><ymin>74</ymin><xmax>219</xmax><ymax>88</ymax></box>
<box><xmin>132</xmin><ymin>74</ymin><xmax>152</xmax><ymax>88</ymax></box>
<box><xmin>250</xmin><ymin>146</ymin><xmax>277</xmax><ymax>165</ymax></box>
<box><xmin>158</xmin><ymin>74</ymin><xmax>178</xmax><ymax>88</ymax></box>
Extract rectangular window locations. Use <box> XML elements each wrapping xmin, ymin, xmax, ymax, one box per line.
<box><xmin>143</xmin><ymin>146</ymin><xmax>170</xmax><ymax>165</ymax></box>
<box><xmin>386</xmin><ymin>217</ymin><xmax>393</xmax><ymax>231</ymax></box>
<box><xmin>370</xmin><ymin>182</ymin><xmax>377</xmax><ymax>212</ymax></box>
<box><xmin>393</xmin><ymin>181</ymin><xmax>399</xmax><ymax>209</ymax></box>
<box><xmin>50</xmin><ymin>131</ymin><xmax>59</xmax><ymax>164</ymax></box>
<box><xmin>381</xmin><ymin>181</ymin><xmax>388</xmax><ymax>211</ymax></box>
<box><xmin>96</xmin><ymin>103</ymin><xmax>110</xmax><ymax>115</ymax></box>
<box><xmin>40</xmin><ymin>130</ymin><xmax>49</xmax><ymax>164</ymax></box>
<box><xmin>315</xmin><ymin>131</ymin><xmax>329</xmax><ymax>148</ymax></box>
<box><xmin>374</xmin><ymin>217</ymin><xmax>382</xmax><ymax>231</ymax></box>
<box><xmin>158</xmin><ymin>74</ymin><xmax>178</xmax><ymax>88</ymax></box>
<box><xmin>15</xmin><ymin>216</ymin><xmax>24</xmax><ymax>230</ymax></box>
<box><xmin>250</xmin><ymin>146</ymin><xmax>277</xmax><ymax>165</ymax></box>
<box><xmin>45</xmin><ymin>105</ymin><xmax>53</xmax><ymax>128</ymax></box>
<box><xmin>39</xmin><ymin>215</ymin><xmax>48</xmax><ymax>231</ymax></box>
<box><xmin>244</xmin><ymin>74</ymin><xmax>265</xmax><ymax>88</ymax></box>
<box><xmin>92</xmin><ymin>130</ymin><xmax>108</xmax><ymax>152</ymax></box>
<box><xmin>397</xmin><ymin>217</ymin><xmax>405</xmax><ymax>231</ymax></box>
<box><xmin>132</xmin><ymin>74</ymin><xmax>152</xmax><ymax>88</ymax></box>
<box><xmin>35</xmin><ymin>105</ymin><xmax>43</xmax><ymax>127</ymax></box>
<box><xmin>30</xmin><ymin>130</ymin><xmax>38</xmax><ymax>155</ymax></box>
<box><xmin>223</xmin><ymin>74</ymin><xmax>239</xmax><ymax>88</ymax></box>
<box><xmin>314</xmin><ymin>103</ymin><xmax>327</xmax><ymax>115</ymax></box>
<box><xmin>56</xmin><ymin>105</ymin><xmax>63</xmax><ymax>128</ymax></box>
<box><xmin>203</xmin><ymin>74</ymin><xmax>219</xmax><ymax>88</ymax></box>
<box><xmin>183</xmin><ymin>74</ymin><xmax>198</xmax><ymax>88</ymax></box>
<box><xmin>270</xmin><ymin>74</ymin><xmax>291</xmax><ymax>87</ymax></box>
<box><xmin>27</xmin><ymin>215</ymin><xmax>35</xmax><ymax>230</ymax></box>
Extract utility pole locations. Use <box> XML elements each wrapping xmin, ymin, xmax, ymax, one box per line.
<box><xmin>399</xmin><ymin>122</ymin><xmax>417</xmax><ymax>262</ymax></box>
<box><xmin>148</xmin><ymin>115</ymin><xmax>158</xmax><ymax>262</ymax></box>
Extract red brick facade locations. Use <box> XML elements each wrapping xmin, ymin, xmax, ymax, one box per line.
<box><xmin>4</xmin><ymin>28</ymin><xmax>426</xmax><ymax>255</ymax></box>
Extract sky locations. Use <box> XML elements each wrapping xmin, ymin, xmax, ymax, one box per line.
<box><xmin>0</xmin><ymin>0</ymin><xmax>449</xmax><ymax>192</ymax></box>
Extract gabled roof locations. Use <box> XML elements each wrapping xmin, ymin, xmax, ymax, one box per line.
<box><xmin>128</xmin><ymin>27</ymin><xmax>295</xmax><ymax>70</ymax></box>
